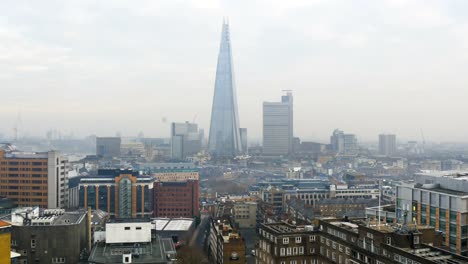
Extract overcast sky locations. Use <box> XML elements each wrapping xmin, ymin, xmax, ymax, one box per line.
<box><xmin>1</xmin><ymin>0</ymin><xmax>468</xmax><ymax>143</ymax></box>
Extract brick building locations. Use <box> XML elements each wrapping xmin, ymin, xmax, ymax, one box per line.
<box><xmin>256</xmin><ymin>218</ymin><xmax>468</xmax><ymax>264</ymax></box>
<box><xmin>153</xmin><ymin>179</ymin><xmax>199</xmax><ymax>218</ymax></box>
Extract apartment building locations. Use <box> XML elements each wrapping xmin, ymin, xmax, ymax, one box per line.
<box><xmin>256</xmin><ymin>218</ymin><xmax>468</xmax><ymax>264</ymax></box>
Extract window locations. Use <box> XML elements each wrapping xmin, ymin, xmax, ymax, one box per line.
<box><xmin>299</xmin><ymin>247</ymin><xmax>304</xmax><ymax>254</ymax></box>
<box><xmin>345</xmin><ymin>247</ymin><xmax>350</xmax><ymax>255</ymax></box>
<box><xmin>280</xmin><ymin>248</ymin><xmax>285</xmax><ymax>256</ymax></box>
<box><xmin>124</xmin><ymin>227</ymin><xmax>130</xmax><ymax>230</ymax></box>
<box><xmin>136</xmin><ymin>227</ymin><xmax>142</xmax><ymax>230</ymax></box>
<box><xmin>332</xmin><ymin>241</ymin><xmax>336</xmax><ymax>249</ymax></box>
<box><xmin>293</xmin><ymin>247</ymin><xmax>298</xmax><ymax>255</ymax></box>
<box><xmin>283</xmin><ymin>238</ymin><xmax>289</xmax><ymax>244</ymax></box>
<box><xmin>291</xmin><ymin>261</ymin><xmax>297</xmax><ymax>264</ymax></box>
<box><xmin>309</xmin><ymin>235</ymin><xmax>316</xmax><ymax>242</ymax></box>
<box><xmin>287</xmin><ymin>248</ymin><xmax>292</xmax><ymax>256</ymax></box>
<box><xmin>367</xmin><ymin>232</ymin><xmax>373</xmax><ymax>239</ymax></box>
<box><xmin>386</xmin><ymin>237</ymin><xmax>392</xmax><ymax>245</ymax></box>
<box><xmin>295</xmin><ymin>236</ymin><xmax>302</xmax><ymax>243</ymax></box>
<box><xmin>31</xmin><ymin>239</ymin><xmax>36</xmax><ymax>249</ymax></box>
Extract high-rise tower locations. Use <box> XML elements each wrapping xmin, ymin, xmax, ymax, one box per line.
<box><xmin>208</xmin><ymin>21</ymin><xmax>242</xmax><ymax>157</ymax></box>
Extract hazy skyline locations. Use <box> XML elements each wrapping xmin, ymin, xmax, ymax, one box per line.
<box><xmin>1</xmin><ymin>0</ymin><xmax>468</xmax><ymax>143</ymax></box>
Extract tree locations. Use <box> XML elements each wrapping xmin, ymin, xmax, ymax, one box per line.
<box><xmin>176</xmin><ymin>246</ymin><xmax>209</xmax><ymax>264</ymax></box>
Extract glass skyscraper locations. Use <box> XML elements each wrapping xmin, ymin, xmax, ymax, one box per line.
<box><xmin>208</xmin><ymin>21</ymin><xmax>242</xmax><ymax>157</ymax></box>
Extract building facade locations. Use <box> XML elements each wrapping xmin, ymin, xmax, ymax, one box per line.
<box><xmin>170</xmin><ymin>121</ymin><xmax>203</xmax><ymax>160</ymax></box>
<box><xmin>379</xmin><ymin>134</ymin><xmax>396</xmax><ymax>156</ymax></box>
<box><xmin>396</xmin><ymin>171</ymin><xmax>468</xmax><ymax>255</ymax></box>
<box><xmin>96</xmin><ymin>137</ymin><xmax>121</xmax><ymax>158</ymax></box>
<box><xmin>0</xmin><ymin>220</ymin><xmax>12</xmax><ymax>264</ymax></box>
<box><xmin>330</xmin><ymin>129</ymin><xmax>358</xmax><ymax>155</ymax></box>
<box><xmin>153</xmin><ymin>180</ymin><xmax>199</xmax><ymax>218</ymax></box>
<box><xmin>208</xmin><ymin>21</ymin><xmax>243</xmax><ymax>157</ymax></box>
<box><xmin>79</xmin><ymin>169</ymin><xmax>154</xmax><ymax>218</ymax></box>
<box><xmin>256</xmin><ymin>219</ymin><xmax>468</xmax><ymax>264</ymax></box>
<box><xmin>9</xmin><ymin>207</ymin><xmax>88</xmax><ymax>264</ymax></box>
<box><xmin>263</xmin><ymin>92</ymin><xmax>293</xmax><ymax>156</ymax></box>
<box><xmin>0</xmin><ymin>147</ymin><xmax>69</xmax><ymax>209</ymax></box>
<box><xmin>233</xmin><ymin>202</ymin><xmax>257</xmax><ymax>228</ymax></box>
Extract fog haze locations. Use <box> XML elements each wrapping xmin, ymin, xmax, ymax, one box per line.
<box><xmin>1</xmin><ymin>0</ymin><xmax>468</xmax><ymax>142</ymax></box>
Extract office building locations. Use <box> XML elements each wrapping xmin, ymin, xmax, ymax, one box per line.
<box><xmin>330</xmin><ymin>129</ymin><xmax>358</xmax><ymax>155</ymax></box>
<box><xmin>96</xmin><ymin>137</ymin><xmax>121</xmax><ymax>158</ymax></box>
<box><xmin>233</xmin><ymin>201</ymin><xmax>257</xmax><ymax>228</ymax></box>
<box><xmin>170</xmin><ymin>121</ymin><xmax>202</xmax><ymax>160</ymax></box>
<box><xmin>88</xmin><ymin>219</ymin><xmax>176</xmax><ymax>263</ymax></box>
<box><xmin>240</xmin><ymin>128</ymin><xmax>248</xmax><ymax>154</ymax></box>
<box><xmin>79</xmin><ymin>169</ymin><xmax>154</xmax><ymax>218</ymax></box>
<box><xmin>9</xmin><ymin>207</ymin><xmax>88</xmax><ymax>264</ymax></box>
<box><xmin>396</xmin><ymin>171</ymin><xmax>468</xmax><ymax>255</ymax></box>
<box><xmin>263</xmin><ymin>91</ymin><xmax>294</xmax><ymax>156</ymax></box>
<box><xmin>0</xmin><ymin>145</ymin><xmax>69</xmax><ymax>208</ymax></box>
<box><xmin>379</xmin><ymin>134</ymin><xmax>397</xmax><ymax>156</ymax></box>
<box><xmin>153</xmin><ymin>169</ymin><xmax>199</xmax><ymax>218</ymax></box>
<box><xmin>208</xmin><ymin>21</ymin><xmax>243</xmax><ymax>157</ymax></box>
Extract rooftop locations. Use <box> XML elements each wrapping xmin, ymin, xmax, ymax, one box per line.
<box><xmin>152</xmin><ymin>218</ymin><xmax>194</xmax><ymax>231</ymax></box>
<box><xmin>88</xmin><ymin>236</ymin><xmax>176</xmax><ymax>264</ymax></box>
<box><xmin>263</xmin><ymin>222</ymin><xmax>315</xmax><ymax>235</ymax></box>
<box><xmin>6</xmin><ymin>207</ymin><xmax>86</xmax><ymax>226</ymax></box>
<box><xmin>400</xmin><ymin>246</ymin><xmax>468</xmax><ymax>264</ymax></box>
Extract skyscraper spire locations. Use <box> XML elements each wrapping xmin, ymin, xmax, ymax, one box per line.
<box><xmin>208</xmin><ymin>20</ymin><xmax>242</xmax><ymax>157</ymax></box>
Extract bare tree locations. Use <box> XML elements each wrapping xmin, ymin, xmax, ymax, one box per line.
<box><xmin>176</xmin><ymin>246</ymin><xmax>209</xmax><ymax>264</ymax></box>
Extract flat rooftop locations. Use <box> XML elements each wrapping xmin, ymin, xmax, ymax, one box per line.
<box><xmin>263</xmin><ymin>222</ymin><xmax>315</xmax><ymax>234</ymax></box>
<box><xmin>152</xmin><ymin>218</ymin><xmax>194</xmax><ymax>231</ymax></box>
<box><xmin>401</xmin><ymin>246</ymin><xmax>468</xmax><ymax>264</ymax></box>
<box><xmin>88</xmin><ymin>236</ymin><xmax>175</xmax><ymax>264</ymax></box>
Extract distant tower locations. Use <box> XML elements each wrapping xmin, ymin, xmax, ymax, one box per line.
<box><xmin>208</xmin><ymin>20</ymin><xmax>242</xmax><ymax>157</ymax></box>
<box><xmin>262</xmin><ymin>91</ymin><xmax>294</xmax><ymax>156</ymax></box>
<box><xmin>378</xmin><ymin>134</ymin><xmax>396</xmax><ymax>156</ymax></box>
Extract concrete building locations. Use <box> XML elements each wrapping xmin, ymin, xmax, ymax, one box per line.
<box><xmin>152</xmin><ymin>217</ymin><xmax>195</xmax><ymax>245</ymax></box>
<box><xmin>9</xmin><ymin>207</ymin><xmax>88</xmax><ymax>264</ymax></box>
<box><xmin>88</xmin><ymin>218</ymin><xmax>176</xmax><ymax>264</ymax></box>
<box><xmin>0</xmin><ymin>146</ymin><xmax>69</xmax><ymax>209</ymax></box>
<box><xmin>240</xmin><ymin>128</ymin><xmax>248</xmax><ymax>154</ymax></box>
<box><xmin>96</xmin><ymin>137</ymin><xmax>121</xmax><ymax>158</ymax></box>
<box><xmin>79</xmin><ymin>169</ymin><xmax>154</xmax><ymax>218</ymax></box>
<box><xmin>379</xmin><ymin>134</ymin><xmax>396</xmax><ymax>156</ymax></box>
<box><xmin>330</xmin><ymin>129</ymin><xmax>358</xmax><ymax>155</ymax></box>
<box><xmin>262</xmin><ymin>91</ymin><xmax>293</xmax><ymax>156</ymax></box>
<box><xmin>396</xmin><ymin>171</ymin><xmax>468</xmax><ymax>255</ymax></box>
<box><xmin>171</xmin><ymin>121</ymin><xmax>203</xmax><ymax>160</ymax></box>
<box><xmin>233</xmin><ymin>202</ymin><xmax>257</xmax><ymax>228</ymax></box>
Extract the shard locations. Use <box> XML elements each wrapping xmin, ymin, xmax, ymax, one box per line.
<box><xmin>208</xmin><ymin>21</ymin><xmax>242</xmax><ymax>157</ymax></box>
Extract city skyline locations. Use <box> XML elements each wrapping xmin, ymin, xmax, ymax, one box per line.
<box><xmin>2</xmin><ymin>1</ymin><xmax>468</xmax><ymax>142</ymax></box>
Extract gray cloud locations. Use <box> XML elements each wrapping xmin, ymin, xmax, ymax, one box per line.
<box><xmin>1</xmin><ymin>0</ymin><xmax>468</xmax><ymax>142</ymax></box>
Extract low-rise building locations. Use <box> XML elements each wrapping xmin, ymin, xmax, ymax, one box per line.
<box><xmin>8</xmin><ymin>207</ymin><xmax>88</xmax><ymax>264</ymax></box>
<box><xmin>233</xmin><ymin>202</ymin><xmax>257</xmax><ymax>228</ymax></box>
<box><xmin>88</xmin><ymin>218</ymin><xmax>176</xmax><ymax>264</ymax></box>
